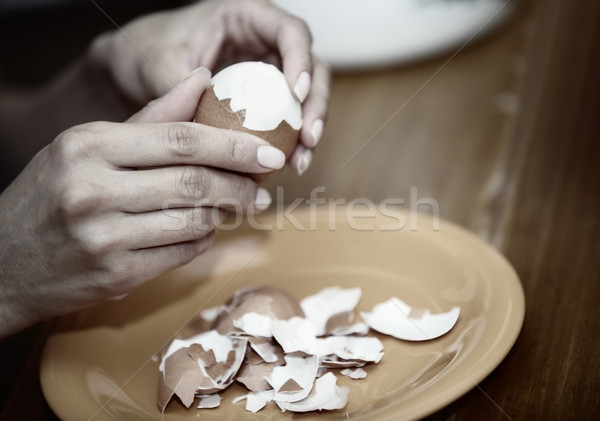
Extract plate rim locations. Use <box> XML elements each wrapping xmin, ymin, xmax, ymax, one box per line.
<box><xmin>40</xmin><ymin>207</ymin><xmax>525</xmax><ymax>420</ymax></box>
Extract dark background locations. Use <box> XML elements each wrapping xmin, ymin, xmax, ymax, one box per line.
<box><xmin>0</xmin><ymin>1</ymin><xmax>182</xmax><ymax>416</ymax></box>
<box><xmin>0</xmin><ymin>0</ymin><xmax>183</xmax><ymax>86</ymax></box>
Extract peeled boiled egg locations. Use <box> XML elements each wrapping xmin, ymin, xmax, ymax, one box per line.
<box><xmin>195</xmin><ymin>61</ymin><xmax>303</xmax><ymax>180</ymax></box>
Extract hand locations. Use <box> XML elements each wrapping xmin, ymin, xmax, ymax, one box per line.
<box><xmin>0</xmin><ymin>69</ymin><xmax>284</xmax><ymax>338</ymax></box>
<box><xmin>91</xmin><ymin>0</ymin><xmax>330</xmax><ymax>174</ymax></box>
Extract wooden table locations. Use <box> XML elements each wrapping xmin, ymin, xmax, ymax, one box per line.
<box><xmin>1</xmin><ymin>0</ymin><xmax>599</xmax><ymax>419</ymax></box>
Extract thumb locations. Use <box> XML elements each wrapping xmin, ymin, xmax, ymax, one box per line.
<box><xmin>127</xmin><ymin>67</ymin><xmax>212</xmax><ymax>124</ymax></box>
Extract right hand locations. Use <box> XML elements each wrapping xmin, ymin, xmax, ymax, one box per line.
<box><xmin>91</xmin><ymin>0</ymin><xmax>331</xmax><ymax>175</ymax></box>
<box><xmin>0</xmin><ymin>68</ymin><xmax>284</xmax><ymax>338</ymax></box>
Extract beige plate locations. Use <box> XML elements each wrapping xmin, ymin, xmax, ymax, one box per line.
<box><xmin>40</xmin><ymin>207</ymin><xmax>525</xmax><ymax>420</ymax></box>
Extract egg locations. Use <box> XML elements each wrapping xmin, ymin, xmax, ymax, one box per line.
<box><xmin>195</xmin><ymin>61</ymin><xmax>303</xmax><ymax>181</ymax></box>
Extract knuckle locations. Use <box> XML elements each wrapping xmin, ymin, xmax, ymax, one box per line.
<box><xmin>57</xmin><ymin>183</ymin><xmax>104</xmax><ymax>219</ymax></box>
<box><xmin>182</xmin><ymin>233</ymin><xmax>215</xmax><ymax>263</ymax></box>
<box><xmin>51</xmin><ymin>129</ymin><xmax>85</xmax><ymax>162</ymax></box>
<box><xmin>68</xmin><ymin>223</ymin><xmax>114</xmax><ymax>259</ymax></box>
<box><xmin>175</xmin><ymin>167</ymin><xmax>210</xmax><ymax>200</ymax></box>
<box><xmin>225</xmin><ymin>136</ymin><xmax>248</xmax><ymax>165</ymax></box>
<box><xmin>235</xmin><ymin>175</ymin><xmax>257</xmax><ymax>206</ymax></box>
<box><xmin>106</xmin><ymin>259</ymin><xmax>139</xmax><ymax>291</ymax></box>
<box><xmin>185</xmin><ymin>208</ymin><xmax>213</xmax><ymax>238</ymax></box>
<box><xmin>215</xmin><ymin>172</ymin><xmax>256</xmax><ymax>211</ymax></box>
<box><xmin>51</xmin><ymin>123</ymin><xmax>106</xmax><ymax>159</ymax></box>
<box><xmin>196</xmin><ymin>232</ymin><xmax>216</xmax><ymax>255</ymax></box>
<box><xmin>173</xmin><ymin>241</ymin><xmax>201</xmax><ymax>266</ymax></box>
<box><xmin>165</xmin><ymin>123</ymin><xmax>199</xmax><ymax>157</ymax></box>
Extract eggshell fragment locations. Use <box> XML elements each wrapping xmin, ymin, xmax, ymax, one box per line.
<box><xmin>329</xmin><ymin>322</ymin><xmax>370</xmax><ymax>336</ymax></box>
<box><xmin>159</xmin><ymin>331</ymin><xmax>232</xmax><ymax>374</ymax></box>
<box><xmin>361</xmin><ymin>297</ymin><xmax>460</xmax><ymax>341</ymax></box>
<box><xmin>340</xmin><ymin>367</ymin><xmax>367</xmax><ymax>379</ymax></box>
<box><xmin>247</xmin><ymin>336</ymin><xmax>284</xmax><ymax>364</ymax></box>
<box><xmin>243</xmin><ymin>345</ymin><xmax>265</xmax><ymax>365</ymax></box>
<box><xmin>266</xmin><ymin>355</ymin><xmax>319</xmax><ymax>403</ymax></box>
<box><xmin>213</xmin><ymin>286</ymin><xmax>304</xmax><ymax>335</ymax></box>
<box><xmin>316</xmin><ymin>336</ymin><xmax>384</xmax><ymax>365</ymax></box>
<box><xmin>278</xmin><ymin>378</ymin><xmax>303</xmax><ymax>393</ymax></box>
<box><xmin>271</xmin><ymin>316</ymin><xmax>318</xmax><ymax>355</ymax></box>
<box><xmin>233</xmin><ymin>390</ymin><xmax>275</xmax><ymax>413</ymax></box>
<box><xmin>300</xmin><ymin>287</ymin><xmax>362</xmax><ymax>336</ymax></box>
<box><xmin>200</xmin><ymin>306</ymin><xmax>225</xmax><ymax>323</ymax></box>
<box><xmin>159</xmin><ymin>285</ymin><xmax>461</xmax><ymax>414</ymax></box>
<box><xmin>197</xmin><ymin>394</ymin><xmax>221</xmax><ymax>409</ymax></box>
<box><xmin>158</xmin><ymin>347</ymin><xmax>219</xmax><ymax>411</ymax></box>
<box><xmin>246</xmin><ymin>391</ymin><xmax>274</xmax><ymax>413</ymax></box>
<box><xmin>233</xmin><ymin>312</ymin><xmax>273</xmax><ymax>337</ymax></box>
<box><xmin>236</xmin><ymin>361</ymin><xmax>278</xmax><ymax>392</ymax></box>
<box><xmin>319</xmin><ymin>357</ymin><xmax>366</xmax><ymax>369</ymax></box>
<box><xmin>275</xmin><ymin>372</ymin><xmax>349</xmax><ymax>412</ymax></box>
<box><xmin>157</xmin><ymin>332</ymin><xmax>247</xmax><ymax>411</ymax></box>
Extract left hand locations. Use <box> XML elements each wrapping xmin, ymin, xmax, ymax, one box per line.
<box><xmin>90</xmin><ymin>0</ymin><xmax>330</xmax><ymax>174</ymax></box>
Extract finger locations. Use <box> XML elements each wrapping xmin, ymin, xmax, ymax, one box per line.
<box><xmin>241</xmin><ymin>3</ymin><xmax>313</xmax><ymax>103</ymax></box>
<box><xmin>127</xmin><ymin>67</ymin><xmax>212</xmax><ymax>124</ymax></box>
<box><xmin>288</xmin><ymin>143</ymin><xmax>313</xmax><ymax>176</ymax></box>
<box><xmin>277</xmin><ymin>18</ymin><xmax>313</xmax><ymax>103</ymax></box>
<box><xmin>299</xmin><ymin>56</ymin><xmax>330</xmax><ymax>148</ymax></box>
<box><xmin>127</xmin><ymin>233</ymin><xmax>217</xmax><ymax>289</ymax></box>
<box><xmin>139</xmin><ymin>48</ymin><xmax>195</xmax><ymax>101</ymax></box>
<box><xmin>118</xmin><ymin>207</ymin><xmax>224</xmax><ymax>250</ymax></box>
<box><xmin>111</xmin><ymin>166</ymin><xmax>271</xmax><ymax>214</ymax></box>
<box><xmin>93</xmin><ymin>122</ymin><xmax>285</xmax><ymax>172</ymax></box>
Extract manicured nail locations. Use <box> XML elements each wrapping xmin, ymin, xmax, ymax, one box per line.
<box><xmin>182</xmin><ymin>67</ymin><xmax>211</xmax><ymax>81</ymax></box>
<box><xmin>257</xmin><ymin>145</ymin><xmax>286</xmax><ymax>169</ymax></box>
<box><xmin>310</xmin><ymin>119</ymin><xmax>323</xmax><ymax>147</ymax></box>
<box><xmin>293</xmin><ymin>71</ymin><xmax>311</xmax><ymax>103</ymax></box>
<box><xmin>254</xmin><ymin>188</ymin><xmax>272</xmax><ymax>212</ymax></box>
<box><xmin>297</xmin><ymin>148</ymin><xmax>313</xmax><ymax>176</ymax></box>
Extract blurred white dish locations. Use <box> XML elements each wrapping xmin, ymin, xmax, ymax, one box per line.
<box><xmin>273</xmin><ymin>0</ymin><xmax>514</xmax><ymax>70</ymax></box>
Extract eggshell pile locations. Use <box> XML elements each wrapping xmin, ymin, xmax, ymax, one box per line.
<box><xmin>157</xmin><ymin>285</ymin><xmax>460</xmax><ymax>414</ymax></box>
<box><xmin>194</xmin><ymin>61</ymin><xmax>303</xmax><ymax>181</ymax></box>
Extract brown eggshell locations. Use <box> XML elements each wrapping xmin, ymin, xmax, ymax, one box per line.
<box><xmin>324</xmin><ymin>311</ymin><xmax>355</xmax><ymax>335</ymax></box>
<box><xmin>195</xmin><ymin>86</ymin><xmax>299</xmax><ymax>182</ymax></box>
<box><xmin>212</xmin><ymin>286</ymin><xmax>304</xmax><ymax>334</ymax></box>
<box><xmin>157</xmin><ymin>347</ymin><xmax>218</xmax><ymax>411</ymax></box>
<box><xmin>236</xmin><ymin>361</ymin><xmax>278</xmax><ymax>392</ymax></box>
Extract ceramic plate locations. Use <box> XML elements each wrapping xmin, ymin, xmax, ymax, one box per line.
<box><xmin>40</xmin><ymin>207</ymin><xmax>524</xmax><ymax>420</ymax></box>
<box><xmin>272</xmin><ymin>0</ymin><xmax>514</xmax><ymax>70</ymax></box>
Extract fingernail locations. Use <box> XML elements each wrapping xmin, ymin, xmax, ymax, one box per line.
<box><xmin>297</xmin><ymin>148</ymin><xmax>313</xmax><ymax>176</ymax></box>
<box><xmin>310</xmin><ymin>119</ymin><xmax>323</xmax><ymax>147</ymax></box>
<box><xmin>182</xmin><ymin>66</ymin><xmax>211</xmax><ymax>81</ymax></box>
<box><xmin>293</xmin><ymin>71</ymin><xmax>311</xmax><ymax>103</ymax></box>
<box><xmin>257</xmin><ymin>145</ymin><xmax>285</xmax><ymax>169</ymax></box>
<box><xmin>254</xmin><ymin>188</ymin><xmax>272</xmax><ymax>212</ymax></box>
